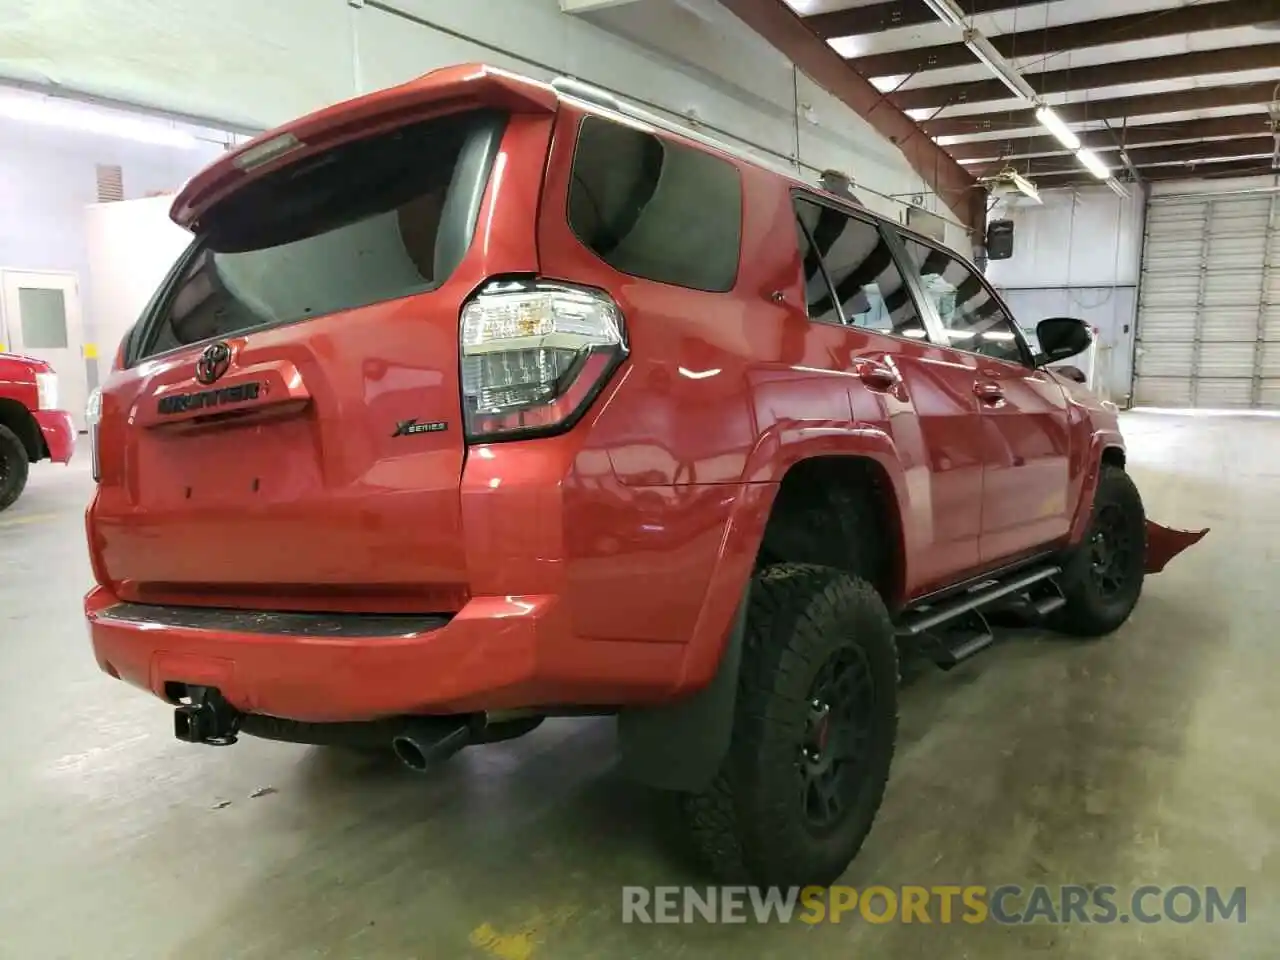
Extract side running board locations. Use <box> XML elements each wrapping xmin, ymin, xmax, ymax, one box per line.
<box><xmin>897</xmin><ymin>564</ymin><xmax>1062</xmax><ymax>671</ymax></box>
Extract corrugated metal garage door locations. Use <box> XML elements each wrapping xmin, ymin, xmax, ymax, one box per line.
<box><xmin>1134</xmin><ymin>192</ymin><xmax>1279</xmax><ymax>408</ymax></box>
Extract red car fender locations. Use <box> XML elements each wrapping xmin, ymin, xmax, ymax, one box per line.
<box><xmin>1069</xmin><ymin>431</ymin><xmax>1209</xmax><ymax>574</ymax></box>
<box><xmin>1067</xmin><ymin>429</ymin><xmax>1126</xmax><ymax>545</ymax></box>
<box><xmin>673</xmin><ymin>424</ymin><xmax>911</xmax><ymax>695</ymax></box>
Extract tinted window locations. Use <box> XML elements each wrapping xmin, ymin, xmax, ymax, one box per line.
<box><xmin>138</xmin><ymin>110</ymin><xmax>507</xmax><ymax>360</ymax></box>
<box><xmin>568</xmin><ymin>116</ymin><xmax>742</xmax><ymax>292</ymax></box>
<box><xmin>794</xmin><ymin>199</ymin><xmax>928</xmax><ymax>339</ymax></box>
<box><xmin>900</xmin><ymin>237</ymin><xmax>1026</xmax><ymax>365</ymax></box>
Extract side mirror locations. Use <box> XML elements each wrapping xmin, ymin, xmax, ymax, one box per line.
<box><xmin>1035</xmin><ymin>316</ymin><xmax>1091</xmax><ymax>365</ymax></box>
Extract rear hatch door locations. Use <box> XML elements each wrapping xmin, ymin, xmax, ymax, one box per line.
<box><xmin>89</xmin><ymin>68</ymin><xmax>555</xmax><ymax>612</ymax></box>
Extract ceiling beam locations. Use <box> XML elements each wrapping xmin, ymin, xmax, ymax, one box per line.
<box><xmin>850</xmin><ymin>0</ymin><xmax>1276</xmax><ymax>77</ymax></box>
<box><xmin>923</xmin><ymin>81</ymin><xmax>1280</xmax><ymax>137</ymax></box>
<box><xmin>1032</xmin><ymin>156</ymin><xmax>1280</xmax><ymax>189</ymax></box>
<box><xmin>947</xmin><ymin>114</ymin><xmax>1276</xmax><ymax>161</ymax></box>
<box><xmin>804</xmin><ymin>0</ymin><xmax>1062</xmax><ymax>39</ymax></box>
<box><xmin>974</xmin><ymin>136</ymin><xmax>1278</xmax><ymax>177</ymax></box>
<box><xmin>892</xmin><ymin>43</ymin><xmax>1280</xmax><ymax>111</ymax></box>
<box><xmin>717</xmin><ymin>0</ymin><xmax>986</xmax><ymax>233</ymax></box>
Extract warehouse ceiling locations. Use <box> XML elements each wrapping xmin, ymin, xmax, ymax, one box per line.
<box><xmin>773</xmin><ymin>0</ymin><xmax>1280</xmax><ymax>192</ymax></box>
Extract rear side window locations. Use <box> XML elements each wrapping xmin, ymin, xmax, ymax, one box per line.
<box><xmin>567</xmin><ymin>115</ymin><xmax>742</xmax><ymax>292</ymax></box>
<box><xmin>136</xmin><ymin>110</ymin><xmax>508</xmax><ymax>361</ymax></box>
<box><xmin>794</xmin><ymin>197</ymin><xmax>928</xmax><ymax>339</ymax></box>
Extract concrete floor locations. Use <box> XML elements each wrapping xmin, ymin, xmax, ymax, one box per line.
<box><xmin>1</xmin><ymin>411</ymin><xmax>1277</xmax><ymax>959</ymax></box>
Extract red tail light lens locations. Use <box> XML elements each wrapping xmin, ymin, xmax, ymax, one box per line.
<box><xmin>460</xmin><ymin>279</ymin><xmax>627</xmax><ymax>440</ymax></box>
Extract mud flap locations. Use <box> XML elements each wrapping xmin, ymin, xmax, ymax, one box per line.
<box><xmin>1145</xmin><ymin>520</ymin><xmax>1209</xmax><ymax>574</ymax></box>
<box><xmin>615</xmin><ymin>587</ymin><xmax>748</xmax><ymax>793</ymax></box>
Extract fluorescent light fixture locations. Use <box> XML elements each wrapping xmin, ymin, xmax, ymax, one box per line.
<box><xmin>1106</xmin><ymin>177</ymin><xmax>1132</xmax><ymax>198</ymax></box>
<box><xmin>1076</xmin><ymin>147</ymin><xmax>1111</xmax><ymax>179</ymax></box>
<box><xmin>964</xmin><ymin>30</ymin><xmax>1037</xmax><ymax>102</ymax></box>
<box><xmin>1035</xmin><ymin>106</ymin><xmax>1080</xmax><ymax>151</ymax></box>
<box><xmin>0</xmin><ymin>93</ymin><xmax>198</xmax><ymax>148</ymax></box>
<box><xmin>980</xmin><ymin>168</ymin><xmax>1040</xmax><ymax>204</ymax></box>
<box><xmin>920</xmin><ymin>0</ymin><xmax>969</xmax><ymax>28</ymax></box>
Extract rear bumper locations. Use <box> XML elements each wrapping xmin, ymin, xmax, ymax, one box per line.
<box><xmin>85</xmin><ymin>586</ymin><xmax>686</xmax><ymax>722</ymax></box>
<box><xmin>33</xmin><ymin>410</ymin><xmax>75</xmax><ymax>464</ymax></box>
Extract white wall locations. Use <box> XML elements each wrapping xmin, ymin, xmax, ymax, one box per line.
<box><xmin>0</xmin><ymin>115</ymin><xmax>223</xmax><ymax>386</ymax></box>
<box><xmin>84</xmin><ymin>197</ymin><xmax>195</xmax><ymax>383</ymax></box>
<box><xmin>986</xmin><ymin>187</ymin><xmax>1145</xmax><ymax>404</ymax></box>
<box><xmin>0</xmin><ymin>0</ymin><xmax>969</xmax><ymax>249</ymax></box>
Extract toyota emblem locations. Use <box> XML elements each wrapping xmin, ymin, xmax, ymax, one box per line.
<box><xmin>195</xmin><ymin>342</ymin><xmax>232</xmax><ymax>385</ymax></box>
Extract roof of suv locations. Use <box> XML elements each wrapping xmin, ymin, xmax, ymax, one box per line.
<box><xmin>173</xmin><ymin>62</ymin><xmax>962</xmax><ymax>256</ymax></box>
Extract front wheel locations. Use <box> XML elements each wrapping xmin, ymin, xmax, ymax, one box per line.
<box><xmin>0</xmin><ymin>424</ymin><xmax>30</xmax><ymax>513</ymax></box>
<box><xmin>679</xmin><ymin>564</ymin><xmax>899</xmax><ymax>887</ymax></box>
<box><xmin>1052</xmin><ymin>464</ymin><xmax>1147</xmax><ymax>637</ymax></box>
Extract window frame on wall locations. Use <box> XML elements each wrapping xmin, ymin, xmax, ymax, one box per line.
<box><xmin>890</xmin><ymin>227</ymin><xmax>1035</xmax><ymax>369</ymax></box>
<box><xmin>790</xmin><ymin>190</ymin><xmax>934</xmax><ymax>346</ymax></box>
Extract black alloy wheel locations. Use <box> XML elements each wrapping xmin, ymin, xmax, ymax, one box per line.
<box><xmin>800</xmin><ymin>647</ymin><xmax>875</xmax><ymax>836</ymax></box>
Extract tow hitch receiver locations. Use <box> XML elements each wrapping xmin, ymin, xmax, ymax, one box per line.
<box><xmin>1145</xmin><ymin>520</ymin><xmax>1210</xmax><ymax>574</ymax></box>
<box><xmin>174</xmin><ymin>687</ymin><xmax>242</xmax><ymax>746</ymax></box>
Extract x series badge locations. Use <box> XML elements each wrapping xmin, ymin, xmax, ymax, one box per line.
<box><xmin>392</xmin><ymin>419</ymin><xmax>449</xmax><ymax>437</ymax></box>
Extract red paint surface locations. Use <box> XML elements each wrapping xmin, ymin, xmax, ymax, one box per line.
<box><xmin>1144</xmin><ymin>521</ymin><xmax>1210</xmax><ymax>574</ymax></box>
<box><xmin>0</xmin><ymin>354</ymin><xmax>75</xmax><ymax>464</ymax></box>
<box><xmin>84</xmin><ymin>65</ymin><xmax>1156</xmax><ymax>723</ymax></box>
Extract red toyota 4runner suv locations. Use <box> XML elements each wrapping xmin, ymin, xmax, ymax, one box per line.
<box><xmin>83</xmin><ymin>65</ymin><xmax>1206</xmax><ymax>886</ymax></box>
<box><xmin>0</xmin><ymin>353</ymin><xmax>75</xmax><ymax>510</ymax></box>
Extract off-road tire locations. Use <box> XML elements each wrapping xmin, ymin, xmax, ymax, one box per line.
<box><xmin>1051</xmin><ymin>464</ymin><xmax>1146</xmax><ymax>637</ymax></box>
<box><xmin>0</xmin><ymin>424</ymin><xmax>30</xmax><ymax>513</ymax></box>
<box><xmin>679</xmin><ymin>564</ymin><xmax>899</xmax><ymax>887</ymax></box>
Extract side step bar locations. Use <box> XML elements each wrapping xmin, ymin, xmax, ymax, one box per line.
<box><xmin>898</xmin><ymin>565</ymin><xmax>1061</xmax><ymax>637</ymax></box>
<box><xmin>897</xmin><ymin>564</ymin><xmax>1062</xmax><ymax>671</ymax></box>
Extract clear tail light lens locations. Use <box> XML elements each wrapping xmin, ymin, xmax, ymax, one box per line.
<box><xmin>86</xmin><ymin>388</ymin><xmax>102</xmax><ymax>482</ymax></box>
<box><xmin>460</xmin><ymin>279</ymin><xmax>627</xmax><ymax>439</ymax></box>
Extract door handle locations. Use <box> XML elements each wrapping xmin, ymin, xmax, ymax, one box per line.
<box><xmin>853</xmin><ymin>358</ymin><xmax>901</xmax><ymax>390</ymax></box>
<box><xmin>973</xmin><ymin>380</ymin><xmax>1004</xmax><ymax>403</ymax></box>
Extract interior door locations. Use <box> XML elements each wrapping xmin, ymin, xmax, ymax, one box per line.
<box><xmin>897</xmin><ymin>237</ymin><xmax>1072</xmax><ymax>565</ymax></box>
<box><xmin>1</xmin><ymin>270</ymin><xmax>88</xmax><ymax>430</ymax></box>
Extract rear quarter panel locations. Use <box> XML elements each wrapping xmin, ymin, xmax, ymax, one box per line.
<box><xmin>535</xmin><ymin>108</ymin><xmax>932</xmax><ymax>691</ymax></box>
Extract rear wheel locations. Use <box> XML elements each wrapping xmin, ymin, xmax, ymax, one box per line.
<box><xmin>1052</xmin><ymin>465</ymin><xmax>1146</xmax><ymax>637</ymax></box>
<box><xmin>679</xmin><ymin>564</ymin><xmax>898</xmax><ymax>887</ymax></box>
<box><xmin>0</xmin><ymin>425</ymin><xmax>30</xmax><ymax>513</ymax></box>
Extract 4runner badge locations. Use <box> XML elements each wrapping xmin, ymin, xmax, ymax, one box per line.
<box><xmin>393</xmin><ymin>419</ymin><xmax>449</xmax><ymax>437</ymax></box>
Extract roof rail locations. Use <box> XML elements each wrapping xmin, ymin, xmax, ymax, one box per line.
<box><xmin>549</xmin><ymin>74</ymin><xmax>803</xmax><ymax>182</ymax></box>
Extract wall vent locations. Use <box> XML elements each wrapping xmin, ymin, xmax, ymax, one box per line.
<box><xmin>95</xmin><ymin>164</ymin><xmax>124</xmax><ymax>202</ymax></box>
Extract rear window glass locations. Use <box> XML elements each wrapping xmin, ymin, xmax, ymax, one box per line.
<box><xmin>567</xmin><ymin>115</ymin><xmax>742</xmax><ymax>293</ymax></box>
<box><xmin>136</xmin><ymin>110</ymin><xmax>508</xmax><ymax>361</ymax></box>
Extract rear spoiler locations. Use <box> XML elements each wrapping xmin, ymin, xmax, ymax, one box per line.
<box><xmin>170</xmin><ymin>63</ymin><xmax>558</xmax><ymax>231</ymax></box>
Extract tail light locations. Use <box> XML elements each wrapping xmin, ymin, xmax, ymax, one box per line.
<box><xmin>34</xmin><ymin>371</ymin><xmax>58</xmax><ymax>410</ymax></box>
<box><xmin>86</xmin><ymin>388</ymin><xmax>102</xmax><ymax>482</ymax></box>
<box><xmin>460</xmin><ymin>279</ymin><xmax>627</xmax><ymax>440</ymax></box>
